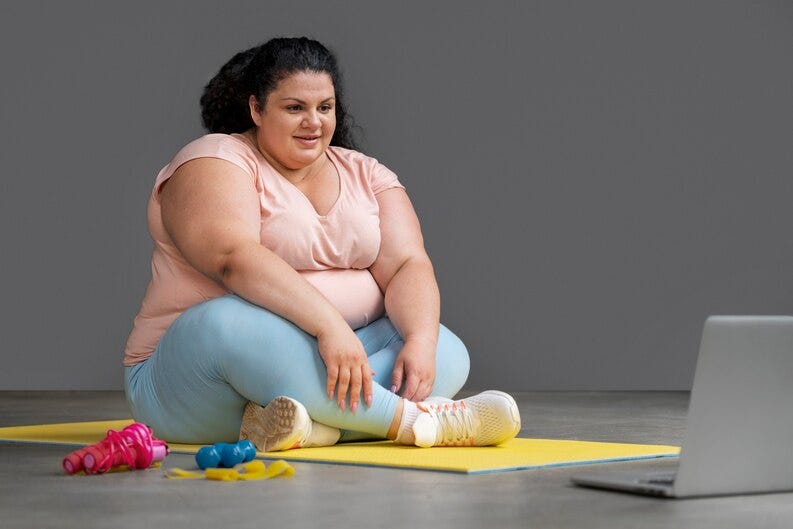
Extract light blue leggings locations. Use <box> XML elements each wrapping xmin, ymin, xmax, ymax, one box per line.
<box><xmin>124</xmin><ymin>295</ymin><xmax>470</xmax><ymax>444</ymax></box>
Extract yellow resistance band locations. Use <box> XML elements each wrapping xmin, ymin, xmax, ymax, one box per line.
<box><xmin>166</xmin><ymin>460</ymin><xmax>295</xmax><ymax>481</ymax></box>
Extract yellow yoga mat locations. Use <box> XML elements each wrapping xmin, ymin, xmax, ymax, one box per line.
<box><xmin>0</xmin><ymin>419</ymin><xmax>680</xmax><ymax>474</ymax></box>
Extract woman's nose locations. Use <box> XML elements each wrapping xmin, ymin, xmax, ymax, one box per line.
<box><xmin>302</xmin><ymin>112</ymin><xmax>321</xmax><ymax>129</ymax></box>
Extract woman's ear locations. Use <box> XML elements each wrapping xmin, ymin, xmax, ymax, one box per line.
<box><xmin>248</xmin><ymin>95</ymin><xmax>263</xmax><ymax>127</ymax></box>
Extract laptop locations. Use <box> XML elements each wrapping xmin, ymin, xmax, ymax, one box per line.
<box><xmin>571</xmin><ymin>316</ymin><xmax>793</xmax><ymax>498</ymax></box>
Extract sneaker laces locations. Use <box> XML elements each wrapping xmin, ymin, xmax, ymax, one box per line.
<box><xmin>422</xmin><ymin>402</ymin><xmax>478</xmax><ymax>446</ymax></box>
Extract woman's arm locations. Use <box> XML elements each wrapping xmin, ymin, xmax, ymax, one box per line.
<box><xmin>160</xmin><ymin>158</ymin><xmax>372</xmax><ymax>411</ymax></box>
<box><xmin>369</xmin><ymin>187</ymin><xmax>441</xmax><ymax>402</ymax></box>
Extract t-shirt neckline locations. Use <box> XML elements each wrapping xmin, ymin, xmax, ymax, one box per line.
<box><xmin>240</xmin><ymin>132</ymin><xmax>343</xmax><ymax>218</ymax></box>
<box><xmin>284</xmin><ymin>150</ymin><xmax>343</xmax><ymax>218</ymax></box>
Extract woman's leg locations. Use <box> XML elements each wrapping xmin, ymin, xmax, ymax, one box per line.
<box><xmin>125</xmin><ymin>295</ymin><xmax>400</xmax><ymax>444</ymax></box>
<box><xmin>357</xmin><ymin>318</ymin><xmax>470</xmax><ymax>399</ymax></box>
<box><xmin>337</xmin><ymin>316</ymin><xmax>471</xmax><ymax>442</ymax></box>
<box><xmin>356</xmin><ymin>321</ymin><xmax>519</xmax><ymax>448</ymax></box>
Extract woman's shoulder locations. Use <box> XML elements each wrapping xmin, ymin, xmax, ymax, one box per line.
<box><xmin>328</xmin><ymin>146</ymin><xmax>404</xmax><ymax>194</ymax></box>
<box><xmin>328</xmin><ymin>146</ymin><xmax>388</xmax><ymax>172</ymax></box>
<box><xmin>167</xmin><ymin>133</ymin><xmax>259</xmax><ymax>176</ymax></box>
<box><xmin>152</xmin><ymin>133</ymin><xmax>260</xmax><ymax>193</ymax></box>
<box><xmin>176</xmin><ymin>132</ymin><xmax>256</xmax><ymax>159</ymax></box>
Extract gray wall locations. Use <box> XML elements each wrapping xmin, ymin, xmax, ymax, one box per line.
<box><xmin>2</xmin><ymin>1</ymin><xmax>792</xmax><ymax>390</ymax></box>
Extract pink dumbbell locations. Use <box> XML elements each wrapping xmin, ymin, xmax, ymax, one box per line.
<box><xmin>63</xmin><ymin>423</ymin><xmax>168</xmax><ymax>474</ymax></box>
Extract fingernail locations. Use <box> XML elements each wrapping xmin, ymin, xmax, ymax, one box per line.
<box><xmin>366</xmin><ymin>395</ymin><xmax>373</xmax><ymax>407</ymax></box>
<box><xmin>340</xmin><ymin>400</ymin><xmax>345</xmax><ymax>411</ymax></box>
<box><xmin>390</xmin><ymin>385</ymin><xmax>397</xmax><ymax>393</ymax></box>
<box><xmin>329</xmin><ymin>390</ymin><xmax>334</xmax><ymax>400</ymax></box>
<box><xmin>351</xmin><ymin>402</ymin><xmax>358</xmax><ymax>414</ymax></box>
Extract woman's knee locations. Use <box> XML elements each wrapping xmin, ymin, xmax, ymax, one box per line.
<box><xmin>435</xmin><ymin>324</ymin><xmax>470</xmax><ymax>394</ymax></box>
<box><xmin>186</xmin><ymin>295</ymin><xmax>265</xmax><ymax>341</ymax></box>
<box><xmin>182</xmin><ymin>295</ymin><xmax>305</xmax><ymax>353</ymax></box>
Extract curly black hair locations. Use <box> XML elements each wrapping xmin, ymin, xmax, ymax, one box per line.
<box><xmin>200</xmin><ymin>37</ymin><xmax>357</xmax><ymax>150</ymax></box>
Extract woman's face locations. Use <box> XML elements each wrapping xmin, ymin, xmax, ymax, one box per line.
<box><xmin>249</xmin><ymin>71</ymin><xmax>337</xmax><ymax>171</ymax></box>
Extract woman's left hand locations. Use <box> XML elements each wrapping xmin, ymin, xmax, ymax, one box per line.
<box><xmin>391</xmin><ymin>338</ymin><xmax>437</xmax><ymax>402</ymax></box>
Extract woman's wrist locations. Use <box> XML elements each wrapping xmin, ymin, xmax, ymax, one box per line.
<box><xmin>311</xmin><ymin>309</ymin><xmax>350</xmax><ymax>339</ymax></box>
<box><xmin>403</xmin><ymin>332</ymin><xmax>438</xmax><ymax>348</ymax></box>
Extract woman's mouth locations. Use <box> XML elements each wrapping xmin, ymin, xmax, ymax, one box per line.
<box><xmin>294</xmin><ymin>135</ymin><xmax>320</xmax><ymax>147</ymax></box>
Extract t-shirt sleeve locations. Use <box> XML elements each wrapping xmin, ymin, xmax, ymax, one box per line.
<box><xmin>153</xmin><ymin>134</ymin><xmax>259</xmax><ymax>193</ymax></box>
<box><xmin>370</xmin><ymin>161</ymin><xmax>406</xmax><ymax>195</ymax></box>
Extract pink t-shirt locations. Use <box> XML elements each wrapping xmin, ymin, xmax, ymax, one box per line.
<box><xmin>123</xmin><ymin>133</ymin><xmax>405</xmax><ymax>366</ymax></box>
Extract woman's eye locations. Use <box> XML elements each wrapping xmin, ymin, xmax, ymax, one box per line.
<box><xmin>319</xmin><ymin>105</ymin><xmax>333</xmax><ymax>113</ymax></box>
<box><xmin>287</xmin><ymin>105</ymin><xmax>301</xmax><ymax>112</ymax></box>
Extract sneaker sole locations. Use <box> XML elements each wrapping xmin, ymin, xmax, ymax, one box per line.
<box><xmin>239</xmin><ymin>397</ymin><xmax>308</xmax><ymax>452</ymax></box>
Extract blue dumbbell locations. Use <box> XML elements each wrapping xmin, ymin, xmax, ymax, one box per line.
<box><xmin>195</xmin><ymin>440</ymin><xmax>257</xmax><ymax>469</ymax></box>
<box><xmin>195</xmin><ymin>445</ymin><xmax>221</xmax><ymax>469</ymax></box>
<box><xmin>231</xmin><ymin>440</ymin><xmax>257</xmax><ymax>464</ymax></box>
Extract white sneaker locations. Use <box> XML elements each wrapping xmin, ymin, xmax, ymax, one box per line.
<box><xmin>239</xmin><ymin>396</ymin><xmax>341</xmax><ymax>452</ymax></box>
<box><xmin>412</xmin><ymin>390</ymin><xmax>521</xmax><ymax>447</ymax></box>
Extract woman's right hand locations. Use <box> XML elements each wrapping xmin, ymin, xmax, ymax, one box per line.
<box><xmin>316</xmin><ymin>324</ymin><xmax>373</xmax><ymax>413</ymax></box>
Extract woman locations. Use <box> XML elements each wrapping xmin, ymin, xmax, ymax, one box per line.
<box><xmin>124</xmin><ymin>37</ymin><xmax>520</xmax><ymax>450</ymax></box>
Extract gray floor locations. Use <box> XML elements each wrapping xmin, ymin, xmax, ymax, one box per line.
<box><xmin>1</xmin><ymin>391</ymin><xmax>791</xmax><ymax>529</ymax></box>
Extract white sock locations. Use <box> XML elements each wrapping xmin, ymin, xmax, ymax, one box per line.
<box><xmin>394</xmin><ymin>400</ymin><xmax>420</xmax><ymax>445</ymax></box>
<box><xmin>303</xmin><ymin>420</ymin><xmax>341</xmax><ymax>448</ymax></box>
